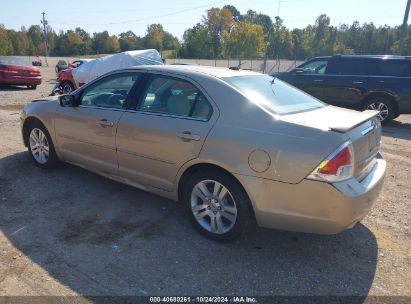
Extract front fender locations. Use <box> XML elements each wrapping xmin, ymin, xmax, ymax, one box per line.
<box><xmin>22</xmin><ymin>99</ymin><xmax>59</xmax><ymax>148</ymax></box>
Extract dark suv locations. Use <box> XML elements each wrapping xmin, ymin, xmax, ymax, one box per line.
<box><xmin>274</xmin><ymin>55</ymin><xmax>411</xmax><ymax>123</ymax></box>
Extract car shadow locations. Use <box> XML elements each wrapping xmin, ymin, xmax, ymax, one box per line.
<box><xmin>0</xmin><ymin>151</ymin><xmax>378</xmax><ymax>300</ymax></box>
<box><xmin>382</xmin><ymin>119</ymin><xmax>411</xmax><ymax>140</ymax></box>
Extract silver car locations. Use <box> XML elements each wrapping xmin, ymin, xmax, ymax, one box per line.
<box><xmin>20</xmin><ymin>65</ymin><xmax>386</xmax><ymax>241</ymax></box>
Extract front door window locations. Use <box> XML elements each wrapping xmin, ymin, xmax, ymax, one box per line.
<box><xmin>81</xmin><ymin>73</ymin><xmax>141</xmax><ymax>109</ymax></box>
<box><xmin>300</xmin><ymin>60</ymin><xmax>328</xmax><ymax>75</ymax></box>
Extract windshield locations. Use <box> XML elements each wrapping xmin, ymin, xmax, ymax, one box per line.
<box><xmin>0</xmin><ymin>57</ymin><xmax>30</xmax><ymax>66</ymax></box>
<box><xmin>222</xmin><ymin>75</ymin><xmax>325</xmax><ymax>115</ymax></box>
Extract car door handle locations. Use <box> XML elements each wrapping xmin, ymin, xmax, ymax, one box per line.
<box><xmin>352</xmin><ymin>81</ymin><xmax>364</xmax><ymax>84</ymax></box>
<box><xmin>97</xmin><ymin>119</ymin><xmax>114</xmax><ymax>128</ymax></box>
<box><xmin>176</xmin><ymin>131</ymin><xmax>201</xmax><ymax>141</ymax></box>
<box><xmin>314</xmin><ymin>79</ymin><xmax>324</xmax><ymax>82</ymax></box>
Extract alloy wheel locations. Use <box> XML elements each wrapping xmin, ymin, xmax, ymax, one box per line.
<box><xmin>190</xmin><ymin>179</ymin><xmax>237</xmax><ymax>234</ymax></box>
<box><xmin>367</xmin><ymin>102</ymin><xmax>389</xmax><ymax>121</ymax></box>
<box><xmin>29</xmin><ymin>128</ymin><xmax>50</xmax><ymax>164</ymax></box>
<box><xmin>62</xmin><ymin>83</ymin><xmax>73</xmax><ymax>94</ymax></box>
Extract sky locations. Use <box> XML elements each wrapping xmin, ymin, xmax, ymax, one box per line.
<box><xmin>1</xmin><ymin>0</ymin><xmax>409</xmax><ymax>40</ymax></box>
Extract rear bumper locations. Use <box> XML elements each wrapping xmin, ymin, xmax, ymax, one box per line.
<box><xmin>0</xmin><ymin>75</ymin><xmax>42</xmax><ymax>86</ymax></box>
<box><xmin>235</xmin><ymin>158</ymin><xmax>386</xmax><ymax>234</ymax></box>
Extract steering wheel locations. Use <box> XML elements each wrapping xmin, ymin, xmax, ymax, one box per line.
<box><xmin>107</xmin><ymin>94</ymin><xmax>124</xmax><ymax>108</ymax></box>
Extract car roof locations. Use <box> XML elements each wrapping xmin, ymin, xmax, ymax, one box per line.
<box><xmin>312</xmin><ymin>55</ymin><xmax>411</xmax><ymax>60</ymax></box>
<box><xmin>126</xmin><ymin>64</ymin><xmax>263</xmax><ymax>79</ymax></box>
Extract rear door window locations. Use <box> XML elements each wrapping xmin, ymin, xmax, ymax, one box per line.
<box><xmin>137</xmin><ymin>75</ymin><xmax>213</xmax><ymax>120</ymax></box>
<box><xmin>326</xmin><ymin>58</ymin><xmax>368</xmax><ymax>75</ymax></box>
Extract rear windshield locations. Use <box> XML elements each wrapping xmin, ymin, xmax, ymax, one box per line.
<box><xmin>0</xmin><ymin>57</ymin><xmax>30</xmax><ymax>66</ymax></box>
<box><xmin>221</xmin><ymin>75</ymin><xmax>325</xmax><ymax>115</ymax></box>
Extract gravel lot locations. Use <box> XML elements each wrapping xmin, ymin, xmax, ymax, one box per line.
<box><xmin>0</xmin><ymin>65</ymin><xmax>410</xmax><ymax>301</ymax></box>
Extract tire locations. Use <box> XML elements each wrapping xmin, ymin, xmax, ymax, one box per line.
<box><xmin>364</xmin><ymin>98</ymin><xmax>396</xmax><ymax>124</ymax></box>
<box><xmin>26</xmin><ymin>120</ymin><xmax>59</xmax><ymax>169</ymax></box>
<box><xmin>61</xmin><ymin>81</ymin><xmax>75</xmax><ymax>94</ymax></box>
<box><xmin>27</xmin><ymin>84</ymin><xmax>37</xmax><ymax>90</ymax></box>
<box><xmin>182</xmin><ymin>169</ymin><xmax>252</xmax><ymax>242</ymax></box>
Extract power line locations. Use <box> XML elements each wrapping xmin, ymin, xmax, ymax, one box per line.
<box><xmin>50</xmin><ymin>0</ymin><xmax>227</xmax><ymax>27</ymax></box>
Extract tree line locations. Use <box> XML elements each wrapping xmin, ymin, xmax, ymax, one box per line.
<box><xmin>0</xmin><ymin>4</ymin><xmax>410</xmax><ymax>60</ymax></box>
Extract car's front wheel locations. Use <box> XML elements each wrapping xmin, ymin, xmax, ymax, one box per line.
<box><xmin>182</xmin><ymin>169</ymin><xmax>252</xmax><ymax>242</ymax></box>
<box><xmin>61</xmin><ymin>81</ymin><xmax>74</xmax><ymax>94</ymax></box>
<box><xmin>26</xmin><ymin>121</ymin><xmax>59</xmax><ymax>169</ymax></box>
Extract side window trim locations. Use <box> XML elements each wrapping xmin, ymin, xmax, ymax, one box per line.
<box><xmin>324</xmin><ymin>58</ymin><xmax>333</xmax><ymax>74</ymax></box>
<box><xmin>123</xmin><ymin>72</ymin><xmax>150</xmax><ymax>110</ymax></box>
<box><xmin>125</xmin><ymin>109</ymin><xmax>210</xmax><ymax>122</ymax></box>
<box><xmin>132</xmin><ymin>73</ymin><xmax>214</xmax><ymax>121</ymax></box>
<box><xmin>188</xmin><ymin>91</ymin><xmax>202</xmax><ymax>117</ymax></box>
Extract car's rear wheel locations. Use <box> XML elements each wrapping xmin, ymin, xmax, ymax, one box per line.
<box><xmin>27</xmin><ymin>121</ymin><xmax>59</xmax><ymax>169</ymax></box>
<box><xmin>27</xmin><ymin>84</ymin><xmax>37</xmax><ymax>90</ymax></box>
<box><xmin>364</xmin><ymin>98</ymin><xmax>395</xmax><ymax>124</ymax></box>
<box><xmin>182</xmin><ymin>169</ymin><xmax>252</xmax><ymax>242</ymax></box>
<box><xmin>61</xmin><ymin>81</ymin><xmax>75</xmax><ymax>94</ymax></box>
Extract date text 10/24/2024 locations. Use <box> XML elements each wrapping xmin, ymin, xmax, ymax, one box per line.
<box><xmin>149</xmin><ymin>297</ymin><xmax>257</xmax><ymax>303</ymax></box>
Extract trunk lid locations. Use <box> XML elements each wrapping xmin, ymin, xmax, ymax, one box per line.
<box><xmin>1</xmin><ymin>64</ymin><xmax>41</xmax><ymax>77</ymax></box>
<box><xmin>282</xmin><ymin>105</ymin><xmax>381</xmax><ymax>180</ymax></box>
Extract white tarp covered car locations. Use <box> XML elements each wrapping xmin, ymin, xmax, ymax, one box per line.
<box><xmin>53</xmin><ymin>49</ymin><xmax>163</xmax><ymax>94</ymax></box>
<box><xmin>72</xmin><ymin>49</ymin><xmax>163</xmax><ymax>86</ymax></box>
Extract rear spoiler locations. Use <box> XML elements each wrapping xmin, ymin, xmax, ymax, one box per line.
<box><xmin>329</xmin><ymin>110</ymin><xmax>378</xmax><ymax>133</ymax></box>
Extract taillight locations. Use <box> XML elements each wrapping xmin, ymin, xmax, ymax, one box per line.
<box><xmin>308</xmin><ymin>141</ymin><xmax>354</xmax><ymax>182</ymax></box>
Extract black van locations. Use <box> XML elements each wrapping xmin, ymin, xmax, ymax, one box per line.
<box><xmin>274</xmin><ymin>55</ymin><xmax>411</xmax><ymax>123</ymax></box>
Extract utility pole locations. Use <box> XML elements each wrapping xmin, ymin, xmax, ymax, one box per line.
<box><xmin>41</xmin><ymin>12</ymin><xmax>49</xmax><ymax>66</ymax></box>
<box><xmin>399</xmin><ymin>0</ymin><xmax>411</xmax><ymax>55</ymax></box>
<box><xmin>277</xmin><ymin>0</ymin><xmax>282</xmax><ymax>17</ymax></box>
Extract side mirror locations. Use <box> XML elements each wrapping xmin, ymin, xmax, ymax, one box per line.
<box><xmin>293</xmin><ymin>68</ymin><xmax>304</xmax><ymax>75</ymax></box>
<box><xmin>59</xmin><ymin>94</ymin><xmax>76</xmax><ymax>107</ymax></box>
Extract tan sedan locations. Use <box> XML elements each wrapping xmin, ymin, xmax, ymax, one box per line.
<box><xmin>20</xmin><ymin>65</ymin><xmax>386</xmax><ymax>241</ymax></box>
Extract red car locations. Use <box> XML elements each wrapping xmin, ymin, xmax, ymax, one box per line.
<box><xmin>54</xmin><ymin>68</ymin><xmax>78</xmax><ymax>94</ymax></box>
<box><xmin>0</xmin><ymin>57</ymin><xmax>42</xmax><ymax>89</ymax></box>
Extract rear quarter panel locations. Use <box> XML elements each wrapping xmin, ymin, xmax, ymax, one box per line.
<box><xmin>180</xmin><ymin>74</ymin><xmax>348</xmax><ymax>184</ymax></box>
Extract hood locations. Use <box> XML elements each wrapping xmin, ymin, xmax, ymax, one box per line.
<box><xmin>280</xmin><ymin>105</ymin><xmax>378</xmax><ymax>133</ymax></box>
<box><xmin>31</xmin><ymin>96</ymin><xmax>59</xmax><ymax>103</ymax></box>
